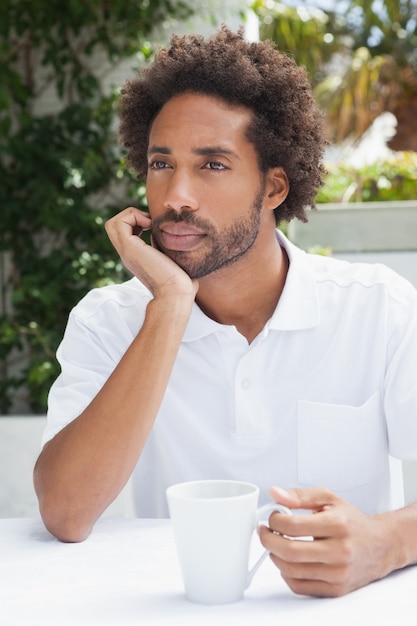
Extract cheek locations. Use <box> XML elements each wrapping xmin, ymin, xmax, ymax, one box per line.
<box><xmin>217</xmin><ymin>187</ymin><xmax>257</xmax><ymax>215</ymax></box>
<box><xmin>145</xmin><ymin>186</ymin><xmax>160</xmax><ymax>215</ymax></box>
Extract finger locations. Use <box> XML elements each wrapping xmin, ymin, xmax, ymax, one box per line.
<box><xmin>273</xmin><ymin>550</ymin><xmax>356</xmax><ymax>597</ymax></box>
<box><xmin>268</xmin><ymin>505</ymin><xmax>352</xmax><ymax>541</ymax></box>
<box><xmin>259</xmin><ymin>525</ymin><xmax>319</xmax><ymax>562</ymax></box>
<box><xmin>279</xmin><ymin>572</ymin><xmax>351</xmax><ymax>598</ymax></box>
<box><xmin>119</xmin><ymin>206</ymin><xmax>152</xmax><ymax>223</ymax></box>
<box><xmin>105</xmin><ymin>207</ymin><xmax>152</xmax><ymax>237</ymax></box>
<box><xmin>270</xmin><ymin>553</ymin><xmax>348</xmax><ymax>586</ymax></box>
<box><xmin>260</xmin><ymin>532</ymin><xmax>345</xmax><ymax>578</ymax></box>
<box><xmin>261</xmin><ymin>518</ymin><xmax>359</xmax><ymax>570</ymax></box>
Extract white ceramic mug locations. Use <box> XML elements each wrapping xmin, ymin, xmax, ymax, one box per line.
<box><xmin>166</xmin><ymin>479</ymin><xmax>291</xmax><ymax>604</ymax></box>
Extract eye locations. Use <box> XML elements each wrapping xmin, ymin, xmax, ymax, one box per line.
<box><xmin>204</xmin><ymin>161</ymin><xmax>227</xmax><ymax>171</ymax></box>
<box><xmin>149</xmin><ymin>160</ymin><xmax>170</xmax><ymax>170</ymax></box>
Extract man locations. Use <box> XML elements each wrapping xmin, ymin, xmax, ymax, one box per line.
<box><xmin>34</xmin><ymin>26</ymin><xmax>417</xmax><ymax>597</ymax></box>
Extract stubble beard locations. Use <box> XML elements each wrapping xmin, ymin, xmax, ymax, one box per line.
<box><xmin>151</xmin><ymin>183</ymin><xmax>265</xmax><ymax>279</ymax></box>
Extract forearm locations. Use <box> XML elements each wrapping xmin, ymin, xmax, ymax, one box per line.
<box><xmin>374</xmin><ymin>501</ymin><xmax>417</xmax><ymax>576</ymax></box>
<box><xmin>34</xmin><ymin>296</ymin><xmax>192</xmax><ymax>542</ymax></box>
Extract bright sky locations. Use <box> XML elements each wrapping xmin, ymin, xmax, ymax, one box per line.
<box><xmin>281</xmin><ymin>0</ymin><xmax>387</xmax><ymax>18</ymax></box>
<box><xmin>281</xmin><ymin>0</ymin><xmax>350</xmax><ymax>11</ymax></box>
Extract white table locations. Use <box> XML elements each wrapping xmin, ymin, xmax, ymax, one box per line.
<box><xmin>1</xmin><ymin>517</ymin><xmax>416</xmax><ymax>626</ymax></box>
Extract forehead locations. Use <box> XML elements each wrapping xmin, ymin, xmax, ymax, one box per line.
<box><xmin>148</xmin><ymin>93</ymin><xmax>253</xmax><ymax>147</ymax></box>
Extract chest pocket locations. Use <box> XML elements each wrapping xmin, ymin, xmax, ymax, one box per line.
<box><xmin>297</xmin><ymin>392</ymin><xmax>387</xmax><ymax>492</ymax></box>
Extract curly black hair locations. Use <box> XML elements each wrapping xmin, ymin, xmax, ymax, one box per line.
<box><xmin>118</xmin><ymin>25</ymin><xmax>327</xmax><ymax>223</ymax></box>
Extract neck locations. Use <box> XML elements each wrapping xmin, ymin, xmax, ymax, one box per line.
<box><xmin>195</xmin><ymin>231</ymin><xmax>289</xmax><ymax>343</ymax></box>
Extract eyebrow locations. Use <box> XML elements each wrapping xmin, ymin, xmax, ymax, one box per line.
<box><xmin>147</xmin><ymin>146</ymin><xmax>171</xmax><ymax>157</ymax></box>
<box><xmin>147</xmin><ymin>145</ymin><xmax>239</xmax><ymax>159</ymax></box>
<box><xmin>193</xmin><ymin>147</ymin><xmax>238</xmax><ymax>158</ymax></box>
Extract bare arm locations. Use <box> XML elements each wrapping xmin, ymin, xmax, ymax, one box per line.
<box><xmin>259</xmin><ymin>486</ymin><xmax>417</xmax><ymax>597</ymax></box>
<box><xmin>34</xmin><ymin>208</ymin><xmax>198</xmax><ymax>542</ymax></box>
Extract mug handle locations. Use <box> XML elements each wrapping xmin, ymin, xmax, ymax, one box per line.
<box><xmin>246</xmin><ymin>502</ymin><xmax>292</xmax><ymax>589</ymax></box>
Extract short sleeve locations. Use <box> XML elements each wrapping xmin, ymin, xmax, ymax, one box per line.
<box><xmin>41</xmin><ymin>279</ymin><xmax>151</xmax><ymax>446</ymax></box>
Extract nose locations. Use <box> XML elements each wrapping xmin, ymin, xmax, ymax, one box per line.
<box><xmin>163</xmin><ymin>168</ymin><xmax>199</xmax><ymax>213</ymax></box>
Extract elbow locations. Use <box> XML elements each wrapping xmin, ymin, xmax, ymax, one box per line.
<box><xmin>34</xmin><ymin>454</ymin><xmax>93</xmax><ymax>543</ymax></box>
<box><xmin>46</xmin><ymin>520</ymin><xmax>92</xmax><ymax>544</ymax></box>
<box><xmin>38</xmin><ymin>500</ymin><xmax>93</xmax><ymax>543</ymax></box>
<box><xmin>35</xmin><ymin>480</ymin><xmax>93</xmax><ymax>542</ymax></box>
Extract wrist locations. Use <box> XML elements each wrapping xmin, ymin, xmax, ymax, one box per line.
<box><xmin>147</xmin><ymin>292</ymin><xmax>195</xmax><ymax>322</ymax></box>
<box><xmin>373</xmin><ymin>506</ymin><xmax>417</xmax><ymax>575</ymax></box>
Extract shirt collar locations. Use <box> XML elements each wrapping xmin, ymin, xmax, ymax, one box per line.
<box><xmin>182</xmin><ymin>229</ymin><xmax>320</xmax><ymax>342</ymax></box>
<box><xmin>267</xmin><ymin>230</ymin><xmax>320</xmax><ymax>331</ymax></box>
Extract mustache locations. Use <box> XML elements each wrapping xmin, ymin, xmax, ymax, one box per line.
<box><xmin>152</xmin><ymin>209</ymin><xmax>214</xmax><ymax>232</ymax></box>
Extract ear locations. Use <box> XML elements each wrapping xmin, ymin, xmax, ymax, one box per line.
<box><xmin>263</xmin><ymin>167</ymin><xmax>289</xmax><ymax>210</ymax></box>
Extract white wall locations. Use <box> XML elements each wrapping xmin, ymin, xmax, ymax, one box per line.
<box><xmin>0</xmin><ymin>418</ymin><xmax>44</xmax><ymax>518</ymax></box>
<box><xmin>0</xmin><ymin>417</ymin><xmax>133</xmax><ymax>519</ymax></box>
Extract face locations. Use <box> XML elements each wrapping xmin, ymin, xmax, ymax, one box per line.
<box><xmin>146</xmin><ymin>93</ymin><xmax>270</xmax><ymax>279</ymax></box>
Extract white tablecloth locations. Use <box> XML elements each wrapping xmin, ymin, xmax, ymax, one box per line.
<box><xmin>0</xmin><ymin>517</ymin><xmax>416</xmax><ymax>625</ymax></box>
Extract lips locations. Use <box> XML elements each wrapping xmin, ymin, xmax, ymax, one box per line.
<box><xmin>158</xmin><ymin>221</ymin><xmax>206</xmax><ymax>251</ymax></box>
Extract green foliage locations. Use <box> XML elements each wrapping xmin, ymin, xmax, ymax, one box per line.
<box><xmin>252</xmin><ymin>1</ymin><xmax>417</xmax><ymax>142</ymax></box>
<box><xmin>0</xmin><ymin>0</ymin><xmax>194</xmax><ymax>413</ymax></box>
<box><xmin>344</xmin><ymin>0</ymin><xmax>417</xmax><ymax>68</ymax></box>
<box><xmin>317</xmin><ymin>152</ymin><xmax>417</xmax><ymax>203</ymax></box>
<box><xmin>252</xmin><ymin>1</ymin><xmax>347</xmax><ymax>86</ymax></box>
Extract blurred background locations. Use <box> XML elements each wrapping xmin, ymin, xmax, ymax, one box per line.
<box><xmin>1</xmin><ymin>0</ymin><xmax>416</xmax><ymax>515</ymax></box>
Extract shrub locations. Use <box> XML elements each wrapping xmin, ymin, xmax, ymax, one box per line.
<box><xmin>317</xmin><ymin>152</ymin><xmax>417</xmax><ymax>203</ymax></box>
<box><xmin>0</xmin><ymin>1</ymin><xmax>194</xmax><ymax>413</ymax></box>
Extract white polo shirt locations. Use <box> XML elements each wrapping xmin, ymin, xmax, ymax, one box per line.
<box><xmin>43</xmin><ymin>231</ymin><xmax>417</xmax><ymax>517</ymax></box>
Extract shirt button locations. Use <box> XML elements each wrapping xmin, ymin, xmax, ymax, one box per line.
<box><xmin>241</xmin><ymin>378</ymin><xmax>251</xmax><ymax>390</ymax></box>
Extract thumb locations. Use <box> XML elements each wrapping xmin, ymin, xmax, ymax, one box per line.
<box><xmin>269</xmin><ymin>486</ymin><xmax>300</xmax><ymax>509</ymax></box>
<box><xmin>269</xmin><ymin>486</ymin><xmax>338</xmax><ymax>512</ymax></box>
